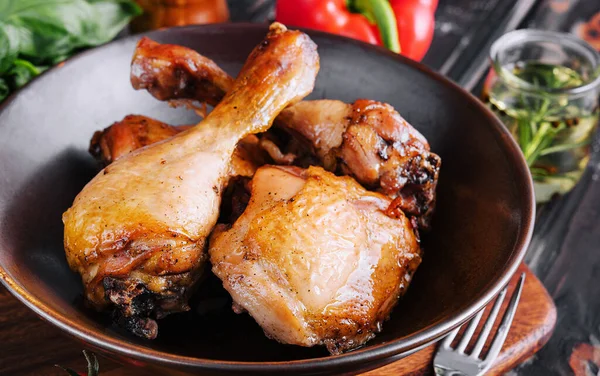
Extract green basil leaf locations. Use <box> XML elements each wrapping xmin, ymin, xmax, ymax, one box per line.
<box><xmin>0</xmin><ymin>0</ymin><xmax>141</xmax><ymax>102</ymax></box>
<box><xmin>8</xmin><ymin>17</ymin><xmax>73</xmax><ymax>62</ymax></box>
<box><xmin>3</xmin><ymin>0</ymin><xmax>95</xmax><ymax>61</ymax></box>
<box><xmin>0</xmin><ymin>24</ymin><xmax>21</xmax><ymax>74</ymax></box>
<box><xmin>83</xmin><ymin>0</ymin><xmax>142</xmax><ymax>45</ymax></box>
<box><xmin>1</xmin><ymin>0</ymin><xmax>141</xmax><ymax>62</ymax></box>
<box><xmin>0</xmin><ymin>78</ymin><xmax>9</xmax><ymax>101</ymax></box>
<box><xmin>9</xmin><ymin>58</ymin><xmax>42</xmax><ymax>88</ymax></box>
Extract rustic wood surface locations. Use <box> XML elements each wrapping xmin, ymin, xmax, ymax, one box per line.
<box><xmin>0</xmin><ymin>264</ymin><xmax>555</xmax><ymax>376</ymax></box>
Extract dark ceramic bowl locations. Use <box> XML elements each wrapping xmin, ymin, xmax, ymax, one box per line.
<box><xmin>0</xmin><ymin>24</ymin><xmax>534</xmax><ymax>375</ymax></box>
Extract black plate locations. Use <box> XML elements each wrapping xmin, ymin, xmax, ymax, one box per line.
<box><xmin>0</xmin><ymin>23</ymin><xmax>534</xmax><ymax>375</ymax></box>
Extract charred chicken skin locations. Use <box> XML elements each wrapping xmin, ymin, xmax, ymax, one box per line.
<box><xmin>130</xmin><ymin>38</ymin><xmax>440</xmax><ymax>229</ymax></box>
<box><xmin>131</xmin><ymin>37</ymin><xmax>234</xmax><ymax>107</ymax></box>
<box><xmin>210</xmin><ymin>165</ymin><xmax>422</xmax><ymax>354</ymax></box>
<box><xmin>89</xmin><ymin>115</ymin><xmax>189</xmax><ymax>166</ymax></box>
<box><xmin>63</xmin><ymin>23</ymin><xmax>319</xmax><ymax>339</ymax></box>
<box><xmin>277</xmin><ymin>99</ymin><xmax>440</xmax><ymax>230</ymax></box>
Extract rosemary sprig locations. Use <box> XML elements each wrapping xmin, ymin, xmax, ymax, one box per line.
<box><xmin>56</xmin><ymin>350</ymin><xmax>100</xmax><ymax>376</ymax></box>
<box><xmin>539</xmin><ymin>139</ymin><xmax>591</xmax><ymax>156</ymax></box>
<box><xmin>510</xmin><ymin>63</ymin><xmax>592</xmax><ymax>169</ymax></box>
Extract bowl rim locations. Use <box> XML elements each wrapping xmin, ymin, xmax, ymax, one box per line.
<box><xmin>0</xmin><ymin>22</ymin><xmax>535</xmax><ymax>373</ymax></box>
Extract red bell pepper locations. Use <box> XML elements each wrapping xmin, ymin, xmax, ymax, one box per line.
<box><xmin>390</xmin><ymin>0</ymin><xmax>437</xmax><ymax>61</ymax></box>
<box><xmin>275</xmin><ymin>0</ymin><xmax>437</xmax><ymax>62</ymax></box>
<box><xmin>275</xmin><ymin>0</ymin><xmax>400</xmax><ymax>53</ymax></box>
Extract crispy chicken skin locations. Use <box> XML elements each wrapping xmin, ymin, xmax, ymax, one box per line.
<box><xmin>129</xmin><ymin>39</ymin><xmax>440</xmax><ymax>229</ymax></box>
<box><xmin>131</xmin><ymin>37</ymin><xmax>234</xmax><ymax>107</ymax></box>
<box><xmin>63</xmin><ymin>23</ymin><xmax>319</xmax><ymax>339</ymax></box>
<box><xmin>278</xmin><ymin>99</ymin><xmax>441</xmax><ymax>229</ymax></box>
<box><xmin>210</xmin><ymin>165</ymin><xmax>422</xmax><ymax>354</ymax></box>
<box><xmin>89</xmin><ymin>115</ymin><xmax>190</xmax><ymax>166</ymax></box>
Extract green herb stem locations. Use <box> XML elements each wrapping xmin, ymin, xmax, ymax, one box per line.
<box><xmin>539</xmin><ymin>139</ymin><xmax>591</xmax><ymax>156</ymax></box>
<box><xmin>524</xmin><ymin>121</ymin><xmax>553</xmax><ymax>166</ymax></box>
<box><xmin>517</xmin><ymin>117</ymin><xmax>532</xmax><ymax>150</ymax></box>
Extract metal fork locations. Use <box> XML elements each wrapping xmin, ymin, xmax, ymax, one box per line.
<box><xmin>433</xmin><ymin>273</ymin><xmax>526</xmax><ymax>376</ymax></box>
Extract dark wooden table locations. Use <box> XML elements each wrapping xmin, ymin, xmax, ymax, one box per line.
<box><xmin>2</xmin><ymin>0</ymin><xmax>600</xmax><ymax>375</ymax></box>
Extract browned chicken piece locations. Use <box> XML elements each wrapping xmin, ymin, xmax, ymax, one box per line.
<box><xmin>210</xmin><ymin>165</ymin><xmax>422</xmax><ymax>354</ymax></box>
<box><xmin>89</xmin><ymin>115</ymin><xmax>189</xmax><ymax>166</ymax></box>
<box><xmin>277</xmin><ymin>99</ymin><xmax>441</xmax><ymax>230</ymax></box>
<box><xmin>131</xmin><ymin>37</ymin><xmax>234</xmax><ymax>107</ymax></box>
<box><xmin>89</xmin><ymin>114</ymin><xmax>268</xmax><ymax>179</ymax></box>
<box><xmin>63</xmin><ymin>23</ymin><xmax>319</xmax><ymax>339</ymax></box>
<box><xmin>129</xmin><ymin>39</ymin><xmax>440</xmax><ymax>229</ymax></box>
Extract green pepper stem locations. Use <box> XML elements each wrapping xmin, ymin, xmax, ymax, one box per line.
<box><xmin>351</xmin><ymin>0</ymin><xmax>401</xmax><ymax>53</ymax></box>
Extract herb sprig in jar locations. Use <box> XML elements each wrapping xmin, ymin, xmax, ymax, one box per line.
<box><xmin>484</xmin><ymin>30</ymin><xmax>600</xmax><ymax>202</ymax></box>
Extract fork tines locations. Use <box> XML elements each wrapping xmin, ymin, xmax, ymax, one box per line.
<box><xmin>434</xmin><ymin>273</ymin><xmax>526</xmax><ymax>375</ymax></box>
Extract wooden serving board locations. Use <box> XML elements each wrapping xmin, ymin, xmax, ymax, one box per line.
<box><xmin>362</xmin><ymin>263</ymin><xmax>557</xmax><ymax>376</ymax></box>
<box><xmin>0</xmin><ymin>263</ymin><xmax>555</xmax><ymax>376</ymax></box>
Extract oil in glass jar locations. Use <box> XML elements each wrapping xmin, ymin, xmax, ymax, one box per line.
<box><xmin>484</xmin><ymin>30</ymin><xmax>600</xmax><ymax>202</ymax></box>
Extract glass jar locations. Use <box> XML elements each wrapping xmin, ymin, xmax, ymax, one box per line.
<box><xmin>131</xmin><ymin>0</ymin><xmax>229</xmax><ymax>33</ymax></box>
<box><xmin>483</xmin><ymin>29</ymin><xmax>600</xmax><ymax>202</ymax></box>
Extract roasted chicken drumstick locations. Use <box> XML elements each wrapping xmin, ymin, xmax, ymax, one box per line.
<box><xmin>210</xmin><ymin>165</ymin><xmax>422</xmax><ymax>354</ymax></box>
<box><xmin>89</xmin><ymin>114</ymin><xmax>269</xmax><ymax>179</ymax></box>
<box><xmin>63</xmin><ymin>23</ymin><xmax>319</xmax><ymax>338</ymax></box>
<box><xmin>130</xmin><ymin>38</ymin><xmax>440</xmax><ymax>229</ymax></box>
